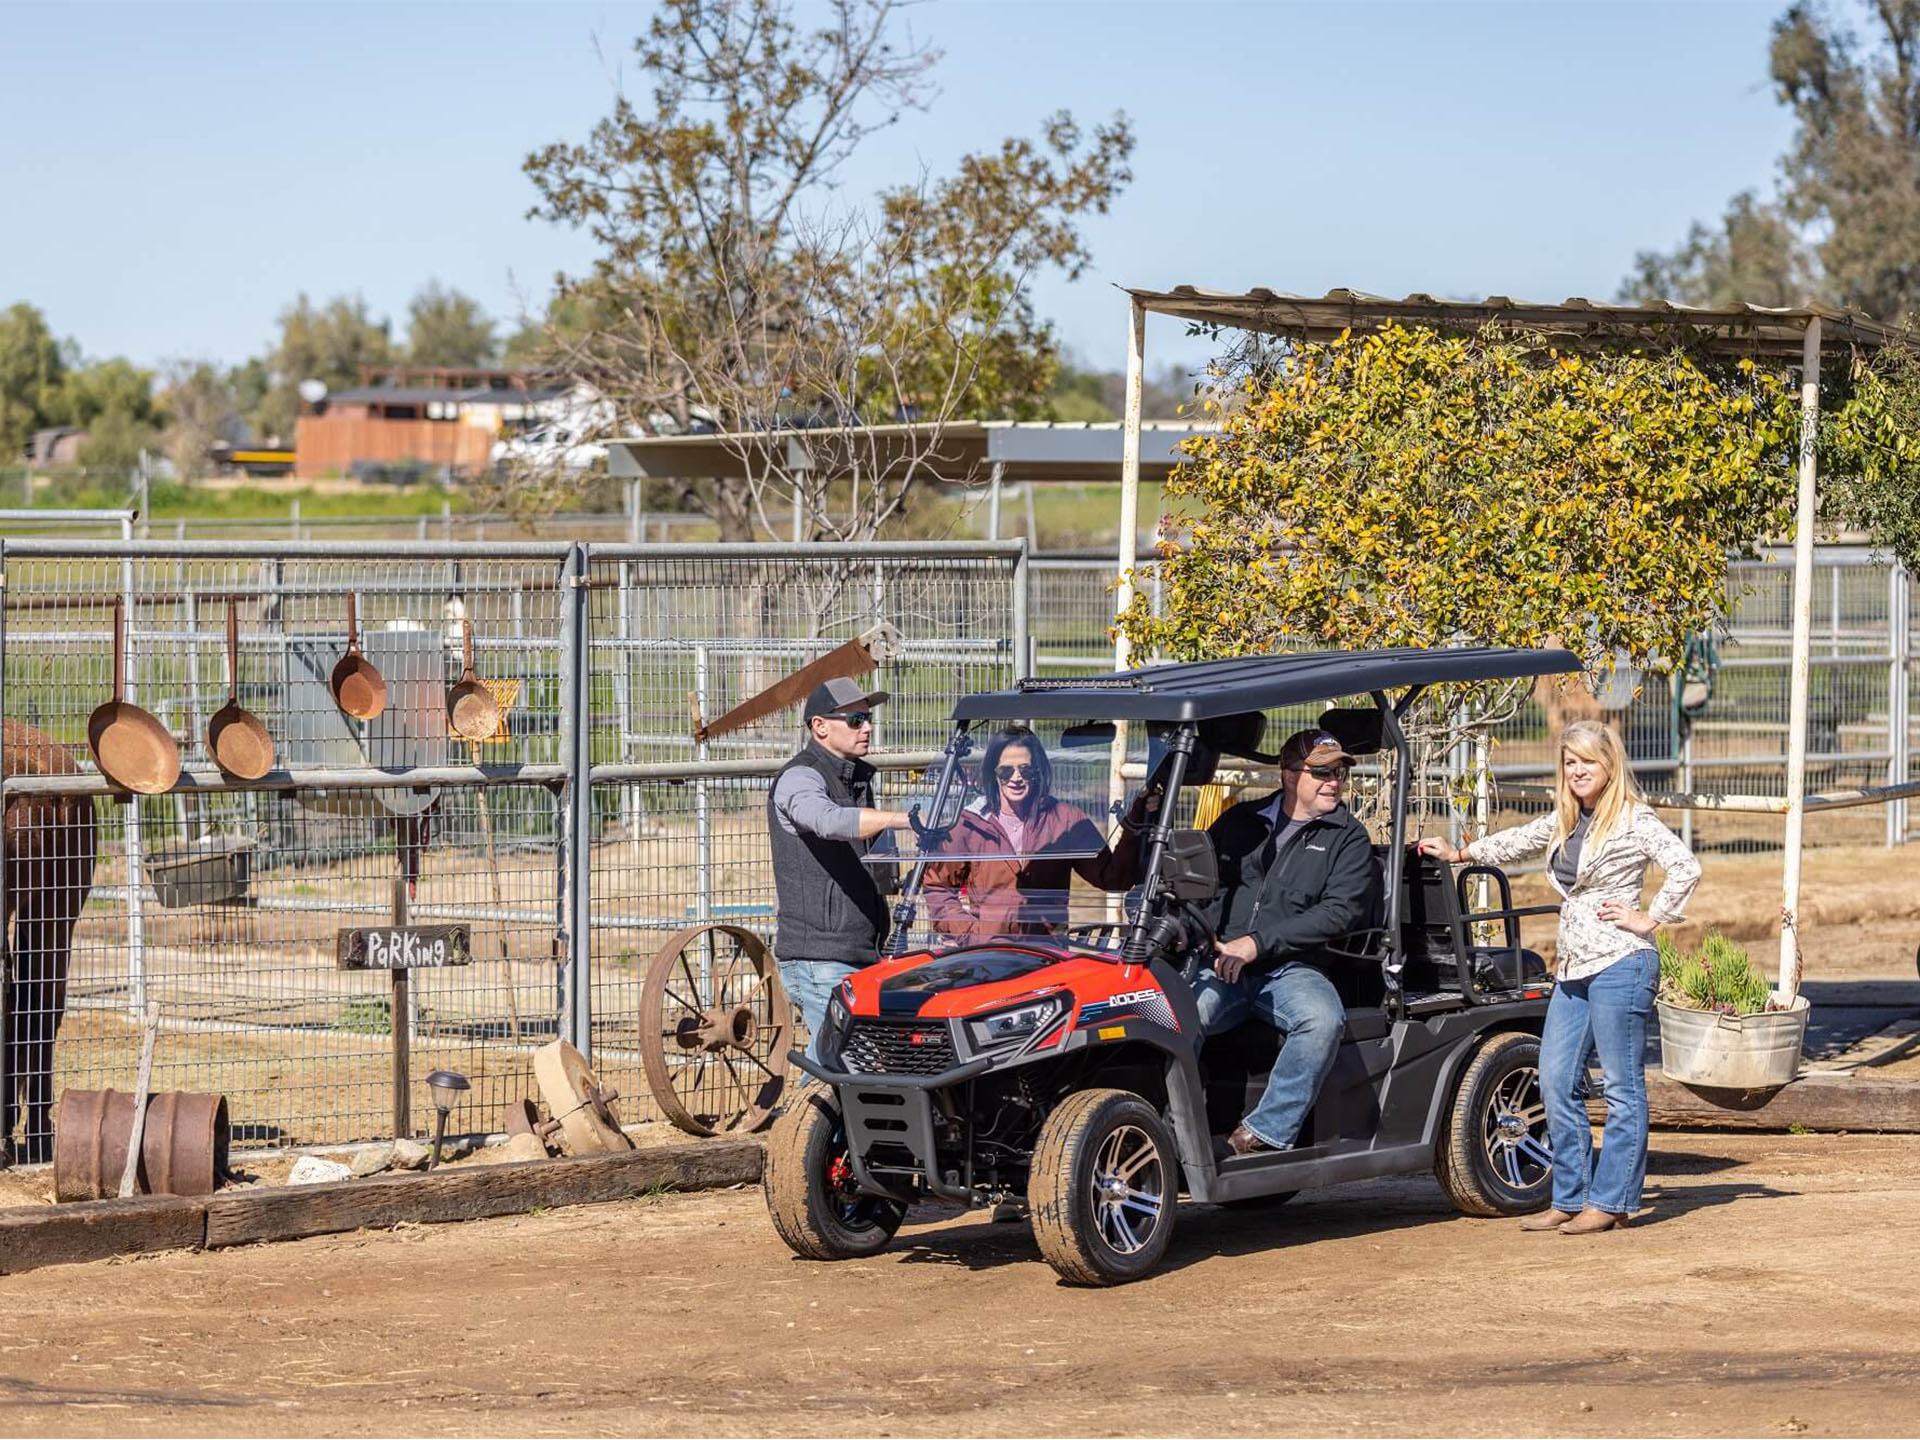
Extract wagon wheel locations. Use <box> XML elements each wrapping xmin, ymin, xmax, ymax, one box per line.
<box><xmin>641</xmin><ymin>923</ymin><xmax>793</xmax><ymax>1137</ymax></box>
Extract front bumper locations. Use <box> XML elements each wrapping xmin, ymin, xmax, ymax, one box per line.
<box><xmin>788</xmin><ymin>1048</ymin><xmax>995</xmax><ymax>1204</ymax></box>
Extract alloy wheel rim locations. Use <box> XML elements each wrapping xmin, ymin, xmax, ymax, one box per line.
<box><xmin>1482</xmin><ymin>1065</ymin><xmax>1552</xmax><ymax>1191</ymax></box>
<box><xmin>1091</xmin><ymin>1123</ymin><xmax>1165</xmax><ymax>1255</ymax></box>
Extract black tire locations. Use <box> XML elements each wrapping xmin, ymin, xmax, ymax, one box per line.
<box><xmin>1028</xmin><ymin>1088</ymin><xmax>1178</xmax><ymax>1286</ymax></box>
<box><xmin>763</xmin><ymin>1087</ymin><xmax>906</xmax><ymax>1260</ymax></box>
<box><xmin>1436</xmin><ymin>1030</ymin><xmax>1555</xmax><ymax>1217</ymax></box>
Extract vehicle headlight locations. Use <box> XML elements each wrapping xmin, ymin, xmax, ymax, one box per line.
<box><xmin>817</xmin><ymin>987</ymin><xmax>852</xmax><ymax>1059</ymax></box>
<box><xmin>967</xmin><ymin>996</ymin><xmax>1065</xmax><ymax>1051</ymax></box>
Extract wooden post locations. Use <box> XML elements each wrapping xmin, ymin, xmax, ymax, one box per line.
<box><xmin>391</xmin><ymin>877</ymin><xmax>411</xmax><ymax>1140</ymax></box>
<box><xmin>1780</xmin><ymin>317</ymin><xmax>1822</xmax><ymax>1000</ymax></box>
<box><xmin>118</xmin><ymin>1003</ymin><xmax>160</xmax><ymax>1198</ymax></box>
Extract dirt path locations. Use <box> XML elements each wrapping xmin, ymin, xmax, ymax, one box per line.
<box><xmin>2</xmin><ymin>1131</ymin><xmax>1917</xmax><ymax>1437</ymax></box>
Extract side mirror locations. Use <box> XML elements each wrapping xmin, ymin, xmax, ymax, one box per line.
<box><xmin>1156</xmin><ymin>828</ymin><xmax>1218</xmax><ymax>902</ymax></box>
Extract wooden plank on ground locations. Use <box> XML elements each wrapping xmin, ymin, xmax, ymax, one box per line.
<box><xmin>1645</xmin><ymin>1072</ymin><xmax>1920</xmax><ymax>1132</ymax></box>
<box><xmin>0</xmin><ymin>1195</ymin><xmax>208</xmax><ymax>1276</ymax></box>
<box><xmin>205</xmin><ymin>1140</ymin><xmax>764</xmax><ymax>1250</ymax></box>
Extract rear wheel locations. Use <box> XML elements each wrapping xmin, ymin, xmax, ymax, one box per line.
<box><xmin>1029</xmin><ymin>1089</ymin><xmax>1178</xmax><ymax>1286</ymax></box>
<box><xmin>763</xmin><ymin>1086</ymin><xmax>906</xmax><ymax>1260</ymax></box>
<box><xmin>1436</xmin><ymin>1030</ymin><xmax>1554</xmax><ymax>1216</ymax></box>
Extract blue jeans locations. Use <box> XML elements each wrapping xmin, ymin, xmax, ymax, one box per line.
<box><xmin>777</xmin><ymin>958</ymin><xmax>859</xmax><ymax>1062</ymax></box>
<box><xmin>1541</xmin><ymin>947</ymin><xmax>1658</xmax><ymax>1215</ymax></box>
<box><xmin>1192</xmin><ymin>961</ymin><xmax>1345</xmax><ymax>1150</ymax></box>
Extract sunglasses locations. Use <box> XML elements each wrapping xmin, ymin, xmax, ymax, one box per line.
<box><xmin>829</xmin><ymin>712</ymin><xmax>873</xmax><ymax>729</ymax></box>
<box><xmin>995</xmin><ymin>763</ymin><xmax>1038</xmax><ymax>782</ymax></box>
<box><xmin>1303</xmin><ymin>763</ymin><xmax>1352</xmax><ymax>781</ymax></box>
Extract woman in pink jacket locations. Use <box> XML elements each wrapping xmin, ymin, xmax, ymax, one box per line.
<box><xmin>923</xmin><ymin>727</ymin><xmax>1141</xmax><ymax>942</ymax></box>
<box><xmin>1420</xmin><ymin>719</ymin><xmax>1699</xmax><ymax>1235</ymax></box>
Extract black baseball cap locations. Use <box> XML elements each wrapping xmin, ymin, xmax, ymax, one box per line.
<box><xmin>803</xmin><ymin>676</ymin><xmax>891</xmax><ymax>725</ymax></box>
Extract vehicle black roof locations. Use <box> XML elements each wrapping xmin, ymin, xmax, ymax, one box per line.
<box><xmin>952</xmin><ymin>647</ymin><xmax>1583</xmax><ymax>722</ymax></box>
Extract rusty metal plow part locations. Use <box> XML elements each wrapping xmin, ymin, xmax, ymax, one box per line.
<box><xmin>532</xmin><ymin>1040</ymin><xmax>632</xmax><ymax>1155</ymax></box>
<box><xmin>52</xmin><ymin>1089</ymin><xmax>231</xmax><ymax>1200</ymax></box>
<box><xmin>641</xmin><ymin>923</ymin><xmax>792</xmax><ymax>1137</ymax></box>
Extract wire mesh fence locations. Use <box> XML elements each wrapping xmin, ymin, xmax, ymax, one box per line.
<box><xmin>1031</xmin><ymin>547</ymin><xmax>1919</xmax><ymax>852</ymax></box>
<box><xmin>0</xmin><ymin>538</ymin><xmax>1022</xmax><ymax>1161</ymax></box>
<box><xmin>3</xmin><ymin>533</ymin><xmax>1910</xmax><ymax>1162</ymax></box>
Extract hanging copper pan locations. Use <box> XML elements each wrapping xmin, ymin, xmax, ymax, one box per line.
<box><xmin>447</xmin><ymin>617</ymin><xmax>501</xmax><ymax>742</ymax></box>
<box><xmin>87</xmin><ymin>595</ymin><xmax>181</xmax><ymax>795</ymax></box>
<box><xmin>207</xmin><ymin>596</ymin><xmax>275</xmax><ymax>781</ymax></box>
<box><xmin>329</xmin><ymin>592</ymin><xmax>387</xmax><ymax>720</ymax></box>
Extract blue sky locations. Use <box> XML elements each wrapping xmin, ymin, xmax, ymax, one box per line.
<box><xmin>2</xmin><ymin>0</ymin><xmax>1795</xmax><ymax>376</ymax></box>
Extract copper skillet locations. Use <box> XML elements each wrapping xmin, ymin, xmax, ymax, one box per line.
<box><xmin>87</xmin><ymin>595</ymin><xmax>181</xmax><ymax>795</ymax></box>
<box><xmin>207</xmin><ymin>596</ymin><xmax>275</xmax><ymax>781</ymax></box>
<box><xmin>329</xmin><ymin>592</ymin><xmax>387</xmax><ymax>721</ymax></box>
<box><xmin>447</xmin><ymin>617</ymin><xmax>501</xmax><ymax>742</ymax></box>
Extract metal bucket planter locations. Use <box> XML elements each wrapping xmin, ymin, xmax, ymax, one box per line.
<box><xmin>1657</xmin><ymin>996</ymin><xmax>1811</xmax><ymax>1097</ymax></box>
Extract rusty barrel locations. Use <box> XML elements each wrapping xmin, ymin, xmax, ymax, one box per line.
<box><xmin>52</xmin><ymin>1090</ymin><xmax>230</xmax><ymax>1201</ymax></box>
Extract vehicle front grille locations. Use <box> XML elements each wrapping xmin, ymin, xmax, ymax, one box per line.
<box><xmin>841</xmin><ymin>1019</ymin><xmax>958</xmax><ymax>1076</ymax></box>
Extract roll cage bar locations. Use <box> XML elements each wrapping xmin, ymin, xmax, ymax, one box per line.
<box><xmin>891</xmin><ymin>646</ymin><xmax>1584</xmax><ymax>1017</ymax></box>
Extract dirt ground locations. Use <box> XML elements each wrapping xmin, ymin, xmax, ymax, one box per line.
<box><xmin>0</xmin><ymin>1130</ymin><xmax>1916</xmax><ymax>1438</ymax></box>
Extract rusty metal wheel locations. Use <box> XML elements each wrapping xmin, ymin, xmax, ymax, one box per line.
<box><xmin>641</xmin><ymin>923</ymin><xmax>793</xmax><ymax>1136</ymax></box>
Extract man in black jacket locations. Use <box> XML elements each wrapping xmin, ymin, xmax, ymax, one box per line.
<box><xmin>1199</xmin><ymin>728</ymin><xmax>1382</xmax><ymax>1155</ymax></box>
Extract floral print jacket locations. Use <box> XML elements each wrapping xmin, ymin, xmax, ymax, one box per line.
<box><xmin>1464</xmin><ymin>803</ymin><xmax>1701</xmax><ymax>982</ymax></box>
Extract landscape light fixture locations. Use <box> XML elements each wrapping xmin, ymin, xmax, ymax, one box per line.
<box><xmin>424</xmin><ymin>1069</ymin><xmax>470</xmax><ymax>1169</ymax></box>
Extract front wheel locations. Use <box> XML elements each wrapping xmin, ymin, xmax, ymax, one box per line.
<box><xmin>1029</xmin><ymin>1088</ymin><xmax>1178</xmax><ymax>1286</ymax></box>
<box><xmin>763</xmin><ymin>1087</ymin><xmax>906</xmax><ymax>1260</ymax></box>
<box><xmin>1436</xmin><ymin>1030</ymin><xmax>1554</xmax><ymax>1216</ymax></box>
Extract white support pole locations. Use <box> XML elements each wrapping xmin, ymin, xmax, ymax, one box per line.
<box><xmin>1108</xmin><ymin>298</ymin><xmax>1148</xmax><ymax>920</ymax></box>
<box><xmin>986</xmin><ymin>462</ymin><xmax>1005</xmax><ymax>541</ymax></box>
<box><xmin>1891</xmin><ymin>562</ymin><xmax>1911</xmax><ymax>845</ymax></box>
<box><xmin>1114</xmin><ymin>299</ymin><xmax>1147</xmax><ymax>673</ymax></box>
<box><xmin>1780</xmin><ymin>318</ymin><xmax>1821</xmax><ymax>998</ymax></box>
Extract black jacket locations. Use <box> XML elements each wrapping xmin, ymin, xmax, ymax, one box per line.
<box><xmin>1204</xmin><ymin>798</ymin><xmax>1382</xmax><ymax>974</ymax></box>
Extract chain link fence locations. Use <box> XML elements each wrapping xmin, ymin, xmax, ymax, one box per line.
<box><xmin>0</xmin><ymin>538</ymin><xmax>1022</xmax><ymax>1160</ymax></box>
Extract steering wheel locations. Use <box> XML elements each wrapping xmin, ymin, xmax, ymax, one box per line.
<box><xmin>1163</xmin><ymin>896</ymin><xmax>1218</xmax><ymax>985</ymax></box>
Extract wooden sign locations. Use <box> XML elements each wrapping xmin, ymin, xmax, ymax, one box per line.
<box><xmin>336</xmin><ymin>924</ymin><xmax>472</xmax><ymax>971</ymax></box>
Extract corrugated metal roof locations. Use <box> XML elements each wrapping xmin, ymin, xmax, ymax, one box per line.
<box><xmin>603</xmin><ymin>419</ymin><xmax>1217</xmax><ymax>482</ymax></box>
<box><xmin>1123</xmin><ymin>287</ymin><xmax>1897</xmax><ymax>355</ymax></box>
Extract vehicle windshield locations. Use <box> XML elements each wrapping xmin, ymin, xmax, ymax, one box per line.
<box><xmin>873</xmin><ymin>717</ymin><xmax>1166</xmax><ymax>946</ymax></box>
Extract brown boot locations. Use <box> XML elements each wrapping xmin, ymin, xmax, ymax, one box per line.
<box><xmin>1560</xmin><ymin>1208</ymin><xmax>1631</xmax><ymax>1235</ymax></box>
<box><xmin>1224</xmin><ymin>1124</ymin><xmax>1277</xmax><ymax>1156</ymax></box>
<box><xmin>1518</xmin><ymin>1208</ymin><xmax>1578</xmax><ymax>1233</ymax></box>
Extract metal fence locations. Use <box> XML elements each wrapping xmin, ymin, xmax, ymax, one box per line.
<box><xmin>0</xmin><ymin>538</ymin><xmax>1023</xmax><ymax>1160</ymax></box>
<box><xmin>1030</xmin><ymin>547</ymin><xmax>1919</xmax><ymax>852</ymax></box>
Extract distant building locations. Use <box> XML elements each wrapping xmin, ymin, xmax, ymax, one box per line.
<box><xmin>26</xmin><ymin>426</ymin><xmax>87</xmax><ymax>466</ymax></box>
<box><xmin>293</xmin><ymin>366</ymin><xmax>575</xmax><ymax>481</ymax></box>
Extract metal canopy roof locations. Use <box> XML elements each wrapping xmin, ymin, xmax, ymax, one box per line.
<box><xmin>953</xmin><ymin>646</ymin><xmax>1583</xmax><ymax>722</ymax></box>
<box><xmin>1124</xmin><ymin>287</ymin><xmax>1897</xmax><ymax>357</ymax></box>
<box><xmin>605</xmin><ymin>419</ymin><xmax>1215</xmax><ymax>484</ymax></box>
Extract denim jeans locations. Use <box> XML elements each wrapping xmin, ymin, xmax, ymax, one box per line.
<box><xmin>1541</xmin><ymin>947</ymin><xmax>1658</xmax><ymax>1215</ymax></box>
<box><xmin>1192</xmin><ymin>961</ymin><xmax>1345</xmax><ymax>1150</ymax></box>
<box><xmin>777</xmin><ymin>958</ymin><xmax>860</xmax><ymax>1062</ymax></box>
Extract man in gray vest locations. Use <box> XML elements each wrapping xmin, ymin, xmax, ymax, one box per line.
<box><xmin>769</xmin><ymin>677</ymin><xmax>917</xmax><ymax>1058</ymax></box>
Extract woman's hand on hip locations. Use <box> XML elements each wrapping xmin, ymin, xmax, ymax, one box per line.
<box><xmin>1596</xmin><ymin>898</ymin><xmax>1660</xmax><ymax>938</ymax></box>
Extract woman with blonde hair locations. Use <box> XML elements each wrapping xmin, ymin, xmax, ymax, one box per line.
<box><xmin>1419</xmin><ymin>719</ymin><xmax>1699</xmax><ymax>1234</ymax></box>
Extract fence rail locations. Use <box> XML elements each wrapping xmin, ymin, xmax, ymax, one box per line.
<box><xmin>0</xmin><ymin>538</ymin><xmax>1022</xmax><ymax>1160</ymax></box>
<box><xmin>3</xmin><ymin>534</ymin><xmax>1912</xmax><ymax>1163</ymax></box>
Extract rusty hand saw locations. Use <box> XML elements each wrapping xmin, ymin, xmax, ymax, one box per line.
<box><xmin>692</xmin><ymin>621</ymin><xmax>902</xmax><ymax>744</ymax></box>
